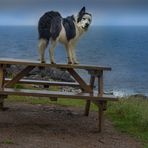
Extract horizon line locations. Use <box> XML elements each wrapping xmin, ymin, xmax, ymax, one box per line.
<box><xmin>0</xmin><ymin>24</ymin><xmax>148</xmax><ymax>27</ymax></box>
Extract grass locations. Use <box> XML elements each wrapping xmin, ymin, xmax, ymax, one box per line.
<box><xmin>106</xmin><ymin>96</ymin><xmax>148</xmax><ymax>148</ymax></box>
<box><xmin>6</xmin><ymin>95</ymin><xmax>148</xmax><ymax>147</ymax></box>
<box><xmin>7</xmin><ymin>95</ymin><xmax>97</xmax><ymax>110</ymax></box>
<box><xmin>1</xmin><ymin>139</ymin><xmax>14</xmax><ymax>145</ymax></box>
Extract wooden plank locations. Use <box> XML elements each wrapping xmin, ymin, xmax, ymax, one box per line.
<box><xmin>67</xmin><ymin>68</ymin><xmax>92</xmax><ymax>93</ymax></box>
<box><xmin>0</xmin><ymin>58</ymin><xmax>111</xmax><ymax>71</ymax></box>
<box><xmin>5</xmin><ymin>78</ymin><xmax>79</xmax><ymax>87</ymax></box>
<box><xmin>0</xmin><ymin>88</ymin><xmax>118</xmax><ymax>101</ymax></box>
<box><xmin>5</xmin><ymin>66</ymin><xmax>35</xmax><ymax>88</ymax></box>
<box><xmin>84</xmin><ymin>75</ymin><xmax>95</xmax><ymax>116</ymax></box>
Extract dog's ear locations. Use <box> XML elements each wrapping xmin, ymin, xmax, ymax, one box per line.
<box><xmin>79</xmin><ymin>7</ymin><xmax>86</xmax><ymax>16</ymax></box>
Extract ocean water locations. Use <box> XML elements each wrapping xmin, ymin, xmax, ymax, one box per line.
<box><xmin>0</xmin><ymin>26</ymin><xmax>148</xmax><ymax>97</ymax></box>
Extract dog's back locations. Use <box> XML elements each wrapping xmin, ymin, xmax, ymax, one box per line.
<box><xmin>38</xmin><ymin>11</ymin><xmax>62</xmax><ymax>41</ymax></box>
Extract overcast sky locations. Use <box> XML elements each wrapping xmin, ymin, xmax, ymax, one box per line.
<box><xmin>0</xmin><ymin>0</ymin><xmax>148</xmax><ymax>26</ymax></box>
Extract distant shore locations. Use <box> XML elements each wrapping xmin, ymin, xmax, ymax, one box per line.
<box><xmin>6</xmin><ymin>65</ymin><xmax>74</xmax><ymax>82</ymax></box>
<box><xmin>5</xmin><ymin>65</ymin><xmax>148</xmax><ymax>98</ymax></box>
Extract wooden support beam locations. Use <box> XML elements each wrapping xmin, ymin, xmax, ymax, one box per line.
<box><xmin>67</xmin><ymin>68</ymin><xmax>92</xmax><ymax>93</ymax></box>
<box><xmin>5</xmin><ymin>66</ymin><xmax>35</xmax><ymax>88</ymax></box>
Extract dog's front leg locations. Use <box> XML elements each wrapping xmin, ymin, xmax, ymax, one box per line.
<box><xmin>65</xmin><ymin>44</ymin><xmax>73</xmax><ymax>64</ymax></box>
<box><xmin>71</xmin><ymin>49</ymin><xmax>79</xmax><ymax>64</ymax></box>
<box><xmin>49</xmin><ymin>40</ymin><xmax>57</xmax><ymax>64</ymax></box>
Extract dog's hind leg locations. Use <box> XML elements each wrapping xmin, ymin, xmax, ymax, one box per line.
<box><xmin>49</xmin><ymin>40</ymin><xmax>57</xmax><ymax>64</ymax></box>
<box><xmin>38</xmin><ymin>39</ymin><xmax>48</xmax><ymax>63</ymax></box>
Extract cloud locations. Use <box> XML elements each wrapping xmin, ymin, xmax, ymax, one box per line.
<box><xmin>1</xmin><ymin>0</ymin><xmax>148</xmax><ymax>9</ymax></box>
<box><xmin>0</xmin><ymin>0</ymin><xmax>148</xmax><ymax>26</ymax></box>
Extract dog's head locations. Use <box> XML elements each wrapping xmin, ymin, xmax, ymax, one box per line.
<box><xmin>76</xmin><ymin>7</ymin><xmax>92</xmax><ymax>31</ymax></box>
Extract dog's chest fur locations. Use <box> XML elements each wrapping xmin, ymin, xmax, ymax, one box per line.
<box><xmin>58</xmin><ymin>24</ymin><xmax>68</xmax><ymax>44</ymax></box>
<box><xmin>59</xmin><ymin>22</ymin><xmax>82</xmax><ymax>45</ymax></box>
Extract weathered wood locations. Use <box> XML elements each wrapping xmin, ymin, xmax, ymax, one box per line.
<box><xmin>84</xmin><ymin>75</ymin><xmax>95</xmax><ymax>116</ymax></box>
<box><xmin>98</xmin><ymin>71</ymin><xmax>104</xmax><ymax>95</ymax></box>
<box><xmin>5</xmin><ymin>66</ymin><xmax>35</xmax><ymax>88</ymax></box>
<box><xmin>5</xmin><ymin>78</ymin><xmax>79</xmax><ymax>87</ymax></box>
<box><xmin>98</xmin><ymin>101</ymin><xmax>104</xmax><ymax>132</ymax></box>
<box><xmin>0</xmin><ymin>88</ymin><xmax>118</xmax><ymax>101</ymax></box>
<box><xmin>0</xmin><ymin>58</ymin><xmax>117</xmax><ymax>132</ymax></box>
<box><xmin>43</xmin><ymin>85</ymin><xmax>57</xmax><ymax>101</ymax></box>
<box><xmin>0</xmin><ymin>64</ymin><xmax>5</xmax><ymax>89</ymax></box>
<box><xmin>97</xmin><ymin>71</ymin><xmax>107</xmax><ymax>111</ymax></box>
<box><xmin>0</xmin><ymin>58</ymin><xmax>111</xmax><ymax>71</ymax></box>
<box><xmin>0</xmin><ymin>64</ymin><xmax>5</xmax><ymax>110</ymax></box>
<box><xmin>67</xmin><ymin>68</ymin><xmax>92</xmax><ymax>93</ymax></box>
<box><xmin>88</xmin><ymin>70</ymin><xmax>106</xmax><ymax>77</ymax></box>
<box><xmin>93</xmin><ymin>100</ymin><xmax>108</xmax><ymax>111</ymax></box>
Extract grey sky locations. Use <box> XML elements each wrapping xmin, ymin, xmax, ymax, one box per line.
<box><xmin>0</xmin><ymin>0</ymin><xmax>148</xmax><ymax>26</ymax></box>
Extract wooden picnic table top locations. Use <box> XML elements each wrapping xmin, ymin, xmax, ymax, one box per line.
<box><xmin>0</xmin><ymin>58</ymin><xmax>111</xmax><ymax>71</ymax></box>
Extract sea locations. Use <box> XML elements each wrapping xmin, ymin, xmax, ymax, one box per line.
<box><xmin>0</xmin><ymin>26</ymin><xmax>148</xmax><ymax>97</ymax></box>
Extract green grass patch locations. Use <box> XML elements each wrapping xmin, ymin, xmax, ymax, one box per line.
<box><xmin>1</xmin><ymin>139</ymin><xmax>14</xmax><ymax>145</ymax></box>
<box><xmin>7</xmin><ymin>96</ymin><xmax>97</xmax><ymax>111</ymax></box>
<box><xmin>106</xmin><ymin>96</ymin><xmax>148</xmax><ymax>147</ymax></box>
<box><xmin>14</xmin><ymin>84</ymin><xmax>25</xmax><ymax>89</ymax></box>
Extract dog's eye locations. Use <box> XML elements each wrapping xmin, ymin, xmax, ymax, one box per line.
<box><xmin>82</xmin><ymin>18</ymin><xmax>86</xmax><ymax>20</ymax></box>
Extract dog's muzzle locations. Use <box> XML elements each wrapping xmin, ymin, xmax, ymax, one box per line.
<box><xmin>83</xmin><ymin>23</ymin><xmax>89</xmax><ymax>30</ymax></box>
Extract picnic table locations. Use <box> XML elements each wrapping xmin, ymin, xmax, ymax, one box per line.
<box><xmin>0</xmin><ymin>58</ymin><xmax>118</xmax><ymax>132</ymax></box>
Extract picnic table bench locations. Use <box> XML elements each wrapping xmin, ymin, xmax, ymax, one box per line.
<box><xmin>0</xmin><ymin>58</ymin><xmax>118</xmax><ymax>132</ymax></box>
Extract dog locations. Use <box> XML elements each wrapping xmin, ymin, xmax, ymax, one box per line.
<box><xmin>38</xmin><ymin>7</ymin><xmax>92</xmax><ymax>64</ymax></box>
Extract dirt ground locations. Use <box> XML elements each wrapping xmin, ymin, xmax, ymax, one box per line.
<box><xmin>0</xmin><ymin>102</ymin><xmax>142</xmax><ymax>148</ymax></box>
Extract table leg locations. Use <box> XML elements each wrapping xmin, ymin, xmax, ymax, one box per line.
<box><xmin>0</xmin><ymin>64</ymin><xmax>5</xmax><ymax>110</ymax></box>
<box><xmin>97</xmin><ymin>71</ymin><xmax>105</xmax><ymax>132</ymax></box>
<box><xmin>84</xmin><ymin>75</ymin><xmax>95</xmax><ymax>116</ymax></box>
<box><xmin>98</xmin><ymin>71</ymin><xmax>103</xmax><ymax>95</ymax></box>
<box><xmin>44</xmin><ymin>85</ymin><xmax>57</xmax><ymax>101</ymax></box>
<box><xmin>98</xmin><ymin>101</ymin><xmax>104</xmax><ymax>132</ymax></box>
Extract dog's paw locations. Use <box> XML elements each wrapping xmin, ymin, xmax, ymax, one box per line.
<box><xmin>73</xmin><ymin>61</ymin><xmax>80</xmax><ymax>65</ymax></box>
<box><xmin>51</xmin><ymin>61</ymin><xmax>56</xmax><ymax>64</ymax></box>
<box><xmin>41</xmin><ymin>60</ymin><xmax>46</xmax><ymax>63</ymax></box>
<box><xmin>73</xmin><ymin>59</ymin><xmax>80</xmax><ymax>64</ymax></box>
<box><xmin>68</xmin><ymin>61</ymin><xmax>73</xmax><ymax>65</ymax></box>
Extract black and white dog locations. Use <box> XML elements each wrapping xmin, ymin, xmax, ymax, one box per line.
<box><xmin>38</xmin><ymin>7</ymin><xmax>92</xmax><ymax>64</ymax></box>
